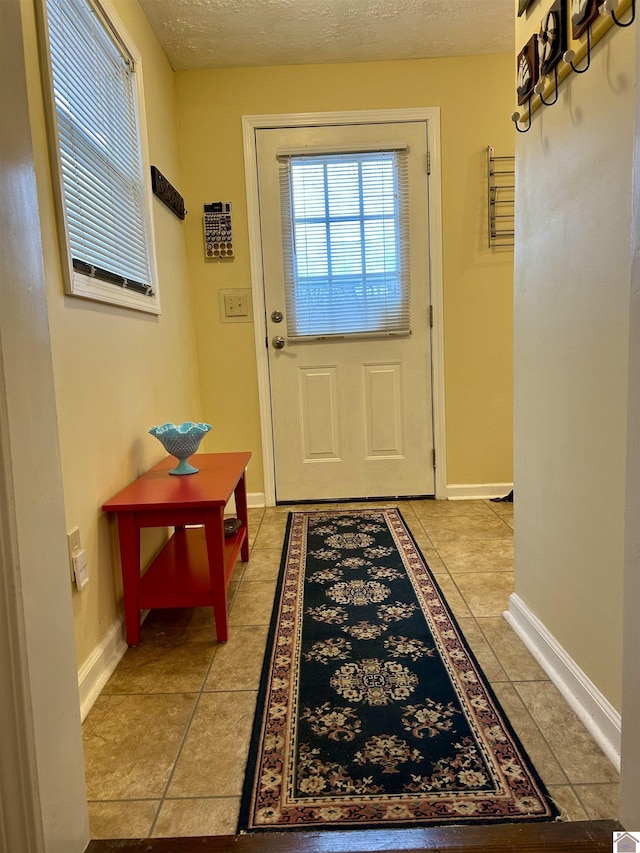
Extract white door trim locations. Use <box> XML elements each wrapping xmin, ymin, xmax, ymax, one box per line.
<box><xmin>242</xmin><ymin>108</ymin><xmax>446</xmax><ymax>505</ymax></box>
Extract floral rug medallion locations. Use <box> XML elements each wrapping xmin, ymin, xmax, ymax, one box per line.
<box><xmin>238</xmin><ymin>508</ymin><xmax>558</xmax><ymax>831</ymax></box>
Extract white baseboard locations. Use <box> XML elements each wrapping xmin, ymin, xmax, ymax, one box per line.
<box><xmin>77</xmin><ymin>490</ymin><xmax>261</xmax><ymax>720</ymax></box>
<box><xmin>505</xmin><ymin>593</ymin><xmax>621</xmax><ymax>771</ymax></box>
<box><xmin>446</xmin><ymin>483</ymin><xmax>513</xmax><ymax>501</ymax></box>
<box><xmin>225</xmin><ymin>492</ymin><xmax>265</xmax><ymax>515</ymax></box>
<box><xmin>77</xmin><ymin>615</ymin><xmax>127</xmax><ymax>721</ymax></box>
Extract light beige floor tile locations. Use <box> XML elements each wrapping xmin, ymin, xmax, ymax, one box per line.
<box><xmin>242</xmin><ymin>548</ymin><xmax>283</xmax><ymax>582</ymax></box>
<box><xmin>574</xmin><ymin>783</ymin><xmax>620</xmax><ymax>820</ymax></box>
<box><xmin>251</xmin><ymin>527</ymin><xmax>286</xmax><ymax>550</ymax></box>
<box><xmin>229</xmin><ymin>557</ymin><xmax>248</xmax><ymax>583</ymax></box>
<box><xmin>252</xmin><ymin>521</ymin><xmax>288</xmax><ymax>549</ymax></box>
<box><xmin>142</xmin><ymin>607</ymin><xmax>216</xmax><ymax>632</ymax></box>
<box><xmin>258</xmin><ymin>514</ymin><xmax>290</xmax><ymax>530</ymax></box>
<box><xmin>247</xmin><ymin>508</ymin><xmax>265</xmax><ymax>527</ymax></box>
<box><xmin>410</xmin><ymin>499</ymin><xmax>496</xmax><ymax>518</ymax></box>
<box><xmin>395</xmin><ymin>503</ymin><xmax>419</xmax><ymax>524</ymax></box>
<box><xmin>455</xmin><ymin>617</ymin><xmax>508</xmax><ymax>683</ymax></box>
<box><xmin>406</xmin><ymin>530</ymin><xmax>449</xmax><ymax>575</ymax></box>
<box><xmin>152</xmin><ymin>797</ymin><xmax>241</xmax><ymax>837</ymax></box>
<box><xmin>140</xmin><ymin>590</ymin><xmax>242</xmax><ymax>635</ymax></box>
<box><xmin>433</xmin><ymin>575</ymin><xmax>471</xmax><ymax>619</ymax></box>
<box><xmin>423</xmin><ymin>515</ymin><xmax>514</xmax><ymax>545</ymax></box>
<box><xmin>436</xmin><ymin>539</ymin><xmax>514</xmax><ymax>574</ymax></box>
<box><xmin>402</xmin><ymin>513</ymin><xmax>428</xmax><ymax>537</ymax></box>
<box><xmin>452</xmin><ymin>572</ymin><xmax>514</xmax><ymax>617</ymax></box>
<box><xmin>228</xmin><ymin>581</ymin><xmax>277</xmax><ymax>626</ymax></box>
<box><xmin>546</xmin><ymin>786</ymin><xmax>589</xmax><ymax>821</ymax></box>
<box><xmin>485</xmin><ymin>499</ymin><xmax>514</xmax><ymax>522</ymax></box>
<box><xmin>402</xmin><ymin>509</ymin><xmax>424</xmax><ymax>526</ymax></box>
<box><xmin>265</xmin><ymin>504</ymin><xmax>296</xmax><ymax>516</ymax></box>
<box><xmin>87</xmin><ymin>800</ymin><xmax>158</xmax><ymax>839</ymax></box>
<box><xmin>226</xmin><ymin>581</ymin><xmax>240</xmax><ymax>613</ymax></box>
<box><xmin>103</xmin><ymin>628</ymin><xmax>216</xmax><ymax>694</ymax></box>
<box><xmin>476</xmin><ymin>616</ymin><xmax>548</xmax><ymax>681</ymax></box>
<box><xmin>83</xmin><ymin>693</ymin><xmax>197</xmax><ymax>799</ymax></box>
<box><xmin>514</xmin><ymin>681</ymin><xmax>619</xmax><ymax>785</ymax></box>
<box><xmin>167</xmin><ymin>692</ymin><xmax>257</xmax><ymax>798</ymax></box>
<box><xmin>490</xmin><ymin>682</ymin><xmax>568</xmax><ymax>786</ymax></box>
<box><xmin>204</xmin><ymin>625</ymin><xmax>269</xmax><ymax>691</ymax></box>
<box><xmin>418</xmin><ymin>545</ymin><xmax>449</xmax><ymax>576</ymax></box>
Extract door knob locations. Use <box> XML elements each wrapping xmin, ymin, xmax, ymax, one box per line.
<box><xmin>271</xmin><ymin>310</ymin><xmax>284</xmax><ymax>323</ymax></box>
<box><xmin>272</xmin><ymin>336</ymin><xmax>286</xmax><ymax>349</ymax></box>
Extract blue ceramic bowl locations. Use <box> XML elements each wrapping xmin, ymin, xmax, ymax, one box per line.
<box><xmin>149</xmin><ymin>422</ymin><xmax>212</xmax><ymax>475</ymax></box>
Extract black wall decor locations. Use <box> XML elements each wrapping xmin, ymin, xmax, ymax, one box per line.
<box><xmin>539</xmin><ymin>0</ymin><xmax>567</xmax><ymax>76</ymax></box>
<box><xmin>150</xmin><ymin>166</ymin><xmax>187</xmax><ymax>220</ymax></box>
<box><xmin>518</xmin><ymin>0</ymin><xmax>537</xmax><ymax>16</ymax></box>
<box><xmin>517</xmin><ymin>34</ymin><xmax>540</xmax><ymax>105</ymax></box>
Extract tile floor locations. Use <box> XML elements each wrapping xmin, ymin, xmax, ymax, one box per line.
<box><xmin>84</xmin><ymin>499</ymin><xmax>620</xmax><ymax>839</ymax></box>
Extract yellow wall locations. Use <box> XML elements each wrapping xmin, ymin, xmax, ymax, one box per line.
<box><xmin>513</xmin><ymin>3</ymin><xmax>635</xmax><ymax>710</ymax></box>
<box><xmin>175</xmin><ymin>55</ymin><xmax>515</xmax><ymax>493</ymax></box>
<box><xmin>20</xmin><ymin>0</ymin><xmax>202</xmax><ymax>667</ymax></box>
<box><xmin>20</xmin><ymin>0</ymin><xmax>516</xmax><ymax>673</ymax></box>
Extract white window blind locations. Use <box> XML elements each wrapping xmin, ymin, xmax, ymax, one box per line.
<box><xmin>279</xmin><ymin>149</ymin><xmax>411</xmax><ymax>340</ymax></box>
<box><xmin>45</xmin><ymin>0</ymin><xmax>155</xmax><ymax>301</ymax></box>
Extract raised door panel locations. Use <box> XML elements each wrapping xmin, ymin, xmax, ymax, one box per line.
<box><xmin>363</xmin><ymin>363</ymin><xmax>404</xmax><ymax>459</ymax></box>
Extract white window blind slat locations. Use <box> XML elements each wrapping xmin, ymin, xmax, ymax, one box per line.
<box><xmin>45</xmin><ymin>0</ymin><xmax>154</xmax><ymax>296</ymax></box>
<box><xmin>280</xmin><ymin>150</ymin><xmax>410</xmax><ymax>340</ymax></box>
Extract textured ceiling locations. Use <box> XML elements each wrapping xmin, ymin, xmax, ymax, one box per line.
<box><xmin>138</xmin><ymin>0</ymin><xmax>515</xmax><ymax>71</ymax></box>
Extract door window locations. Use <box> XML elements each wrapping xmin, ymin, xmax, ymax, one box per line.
<box><xmin>279</xmin><ymin>150</ymin><xmax>410</xmax><ymax>340</ymax></box>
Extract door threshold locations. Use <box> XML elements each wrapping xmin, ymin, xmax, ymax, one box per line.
<box><xmin>276</xmin><ymin>494</ymin><xmax>435</xmax><ymax>506</ymax></box>
<box><xmin>86</xmin><ymin>819</ymin><xmax>624</xmax><ymax>853</ymax></box>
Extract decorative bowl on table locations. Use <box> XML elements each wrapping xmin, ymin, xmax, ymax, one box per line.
<box><xmin>149</xmin><ymin>422</ymin><xmax>212</xmax><ymax>475</ymax></box>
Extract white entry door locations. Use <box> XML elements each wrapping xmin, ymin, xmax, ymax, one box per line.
<box><xmin>256</xmin><ymin>121</ymin><xmax>434</xmax><ymax>502</ymax></box>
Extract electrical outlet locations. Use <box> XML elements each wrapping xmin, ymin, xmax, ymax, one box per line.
<box><xmin>67</xmin><ymin>527</ymin><xmax>81</xmax><ymax>582</ymax></box>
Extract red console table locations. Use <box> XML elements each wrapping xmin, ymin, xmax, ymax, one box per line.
<box><xmin>102</xmin><ymin>451</ymin><xmax>251</xmax><ymax>646</ymax></box>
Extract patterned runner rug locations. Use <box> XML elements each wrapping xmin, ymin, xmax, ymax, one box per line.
<box><xmin>238</xmin><ymin>508</ymin><xmax>558</xmax><ymax>831</ymax></box>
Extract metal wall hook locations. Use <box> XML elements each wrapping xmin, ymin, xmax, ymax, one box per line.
<box><xmin>602</xmin><ymin>0</ymin><xmax>636</xmax><ymax>27</ymax></box>
<box><xmin>510</xmin><ymin>97</ymin><xmax>532</xmax><ymax>133</ymax></box>
<box><xmin>533</xmin><ymin>65</ymin><xmax>559</xmax><ymax>105</ymax></box>
<box><xmin>563</xmin><ymin>25</ymin><xmax>592</xmax><ymax>73</ymax></box>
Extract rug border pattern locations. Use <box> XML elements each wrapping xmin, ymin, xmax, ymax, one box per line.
<box><xmin>239</xmin><ymin>508</ymin><xmax>558</xmax><ymax>832</ymax></box>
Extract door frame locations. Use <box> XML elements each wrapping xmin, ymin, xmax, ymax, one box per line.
<box><xmin>242</xmin><ymin>108</ymin><xmax>446</xmax><ymax>505</ymax></box>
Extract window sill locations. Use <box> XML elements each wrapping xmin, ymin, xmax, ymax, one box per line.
<box><xmin>68</xmin><ymin>272</ymin><xmax>161</xmax><ymax>315</ymax></box>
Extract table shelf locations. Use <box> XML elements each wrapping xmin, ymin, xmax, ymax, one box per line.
<box><xmin>102</xmin><ymin>452</ymin><xmax>251</xmax><ymax>645</ymax></box>
<box><xmin>139</xmin><ymin>525</ymin><xmax>247</xmax><ymax>610</ymax></box>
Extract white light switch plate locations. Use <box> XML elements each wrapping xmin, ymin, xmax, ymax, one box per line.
<box><xmin>219</xmin><ymin>289</ymin><xmax>253</xmax><ymax>324</ymax></box>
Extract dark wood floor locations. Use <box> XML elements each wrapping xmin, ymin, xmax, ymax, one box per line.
<box><xmin>87</xmin><ymin>820</ymin><xmax>623</xmax><ymax>853</ymax></box>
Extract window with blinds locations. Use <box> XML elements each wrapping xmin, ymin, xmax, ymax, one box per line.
<box><xmin>279</xmin><ymin>149</ymin><xmax>411</xmax><ymax>340</ymax></box>
<box><xmin>42</xmin><ymin>0</ymin><xmax>159</xmax><ymax>313</ymax></box>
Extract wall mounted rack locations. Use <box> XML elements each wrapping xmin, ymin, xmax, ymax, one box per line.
<box><xmin>487</xmin><ymin>146</ymin><xmax>515</xmax><ymax>249</ymax></box>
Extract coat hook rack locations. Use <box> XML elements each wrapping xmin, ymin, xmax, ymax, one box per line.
<box><xmin>511</xmin><ymin>0</ymin><xmax>634</xmax><ymax>131</ymax></box>
<box><xmin>487</xmin><ymin>146</ymin><xmax>515</xmax><ymax>249</ymax></box>
<box><xmin>602</xmin><ymin>0</ymin><xmax>636</xmax><ymax>26</ymax></box>
<box><xmin>534</xmin><ymin>65</ymin><xmax>559</xmax><ymax>106</ymax></box>
<box><xmin>510</xmin><ymin>96</ymin><xmax>532</xmax><ymax>132</ymax></box>
<box><xmin>563</xmin><ymin>25</ymin><xmax>592</xmax><ymax>73</ymax></box>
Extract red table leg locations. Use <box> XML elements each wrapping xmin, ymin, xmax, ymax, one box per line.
<box><xmin>117</xmin><ymin>512</ymin><xmax>141</xmax><ymax>646</ymax></box>
<box><xmin>235</xmin><ymin>470</ymin><xmax>250</xmax><ymax>562</ymax></box>
<box><xmin>204</xmin><ymin>509</ymin><xmax>228</xmax><ymax>642</ymax></box>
